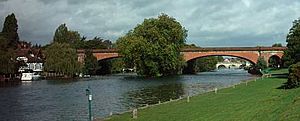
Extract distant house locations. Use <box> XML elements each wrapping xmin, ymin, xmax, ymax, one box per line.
<box><xmin>16</xmin><ymin>41</ymin><xmax>44</xmax><ymax>73</ymax></box>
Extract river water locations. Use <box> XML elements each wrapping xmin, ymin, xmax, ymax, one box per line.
<box><xmin>0</xmin><ymin>69</ymin><xmax>255</xmax><ymax>121</ymax></box>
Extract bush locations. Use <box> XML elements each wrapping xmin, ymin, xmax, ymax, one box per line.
<box><xmin>287</xmin><ymin>62</ymin><xmax>300</xmax><ymax>88</ymax></box>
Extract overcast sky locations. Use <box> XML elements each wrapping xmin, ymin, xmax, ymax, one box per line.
<box><xmin>0</xmin><ymin>0</ymin><xmax>300</xmax><ymax>47</ymax></box>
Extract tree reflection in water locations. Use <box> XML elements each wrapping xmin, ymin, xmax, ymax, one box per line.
<box><xmin>123</xmin><ymin>83</ymin><xmax>184</xmax><ymax>108</ymax></box>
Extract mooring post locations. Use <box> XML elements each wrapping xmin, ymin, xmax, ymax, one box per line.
<box><xmin>132</xmin><ymin>109</ymin><xmax>138</xmax><ymax>119</ymax></box>
<box><xmin>214</xmin><ymin>88</ymin><xmax>218</xmax><ymax>94</ymax></box>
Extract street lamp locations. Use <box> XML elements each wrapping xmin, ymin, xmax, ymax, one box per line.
<box><xmin>86</xmin><ymin>87</ymin><xmax>92</xmax><ymax>121</ymax></box>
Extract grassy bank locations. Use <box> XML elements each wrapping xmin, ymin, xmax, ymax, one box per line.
<box><xmin>106</xmin><ymin>69</ymin><xmax>300</xmax><ymax>121</ymax></box>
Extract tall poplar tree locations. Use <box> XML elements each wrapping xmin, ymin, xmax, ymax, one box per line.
<box><xmin>53</xmin><ymin>23</ymin><xmax>83</xmax><ymax>48</ymax></box>
<box><xmin>283</xmin><ymin>18</ymin><xmax>300</xmax><ymax>67</ymax></box>
<box><xmin>1</xmin><ymin>13</ymin><xmax>19</xmax><ymax>47</ymax></box>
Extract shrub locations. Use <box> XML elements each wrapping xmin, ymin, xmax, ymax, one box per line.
<box><xmin>287</xmin><ymin>62</ymin><xmax>300</xmax><ymax>88</ymax></box>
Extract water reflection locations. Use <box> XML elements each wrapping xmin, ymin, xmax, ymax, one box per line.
<box><xmin>0</xmin><ymin>81</ymin><xmax>21</xmax><ymax>87</ymax></box>
<box><xmin>124</xmin><ymin>83</ymin><xmax>184</xmax><ymax>108</ymax></box>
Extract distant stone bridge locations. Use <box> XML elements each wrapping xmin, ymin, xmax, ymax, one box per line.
<box><xmin>216</xmin><ymin>62</ymin><xmax>244</xmax><ymax>69</ymax></box>
<box><xmin>77</xmin><ymin>47</ymin><xmax>286</xmax><ymax>64</ymax></box>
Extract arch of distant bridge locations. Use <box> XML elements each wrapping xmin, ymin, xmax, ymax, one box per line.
<box><xmin>77</xmin><ymin>47</ymin><xmax>286</xmax><ymax>65</ymax></box>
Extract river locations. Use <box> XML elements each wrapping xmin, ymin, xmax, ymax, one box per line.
<box><xmin>0</xmin><ymin>69</ymin><xmax>255</xmax><ymax>121</ymax></box>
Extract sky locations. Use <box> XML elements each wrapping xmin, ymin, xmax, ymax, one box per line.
<box><xmin>0</xmin><ymin>0</ymin><xmax>300</xmax><ymax>47</ymax></box>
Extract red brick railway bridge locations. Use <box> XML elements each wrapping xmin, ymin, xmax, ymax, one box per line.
<box><xmin>77</xmin><ymin>47</ymin><xmax>286</xmax><ymax>64</ymax></box>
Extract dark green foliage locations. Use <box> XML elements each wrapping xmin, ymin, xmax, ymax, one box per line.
<box><xmin>283</xmin><ymin>18</ymin><xmax>300</xmax><ymax>67</ymax></box>
<box><xmin>0</xmin><ymin>48</ymin><xmax>16</xmax><ymax>74</ymax></box>
<box><xmin>117</xmin><ymin>14</ymin><xmax>187</xmax><ymax>77</ymax></box>
<box><xmin>53</xmin><ymin>23</ymin><xmax>83</xmax><ymax>48</ymax></box>
<box><xmin>0</xmin><ymin>24</ymin><xmax>17</xmax><ymax>75</ymax></box>
<box><xmin>272</xmin><ymin>43</ymin><xmax>283</xmax><ymax>47</ymax></box>
<box><xmin>83</xmin><ymin>50</ymin><xmax>98</xmax><ymax>75</ymax></box>
<box><xmin>79</xmin><ymin>37</ymin><xmax>112</xmax><ymax>49</ymax></box>
<box><xmin>286</xmin><ymin>62</ymin><xmax>300</xmax><ymax>88</ymax></box>
<box><xmin>182</xmin><ymin>59</ymin><xmax>197</xmax><ymax>74</ymax></box>
<box><xmin>97</xmin><ymin>60</ymin><xmax>112</xmax><ymax>75</ymax></box>
<box><xmin>256</xmin><ymin>56</ymin><xmax>268</xmax><ymax>70</ymax></box>
<box><xmin>269</xmin><ymin>55</ymin><xmax>281</xmax><ymax>68</ymax></box>
<box><xmin>248</xmin><ymin>56</ymin><xmax>268</xmax><ymax>75</ymax></box>
<box><xmin>111</xmin><ymin>58</ymin><xmax>125</xmax><ymax>73</ymax></box>
<box><xmin>0</xmin><ymin>35</ymin><xmax>9</xmax><ymax>49</ymax></box>
<box><xmin>44</xmin><ymin>43</ymin><xmax>81</xmax><ymax>77</ymax></box>
<box><xmin>1</xmin><ymin>13</ymin><xmax>19</xmax><ymax>48</ymax></box>
<box><xmin>53</xmin><ymin>24</ymin><xmax>112</xmax><ymax>49</ymax></box>
<box><xmin>183</xmin><ymin>56</ymin><xmax>222</xmax><ymax>74</ymax></box>
<box><xmin>197</xmin><ymin>57</ymin><xmax>222</xmax><ymax>72</ymax></box>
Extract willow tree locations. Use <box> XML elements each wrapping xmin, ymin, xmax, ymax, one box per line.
<box><xmin>44</xmin><ymin>43</ymin><xmax>81</xmax><ymax>77</ymax></box>
<box><xmin>117</xmin><ymin>14</ymin><xmax>187</xmax><ymax>77</ymax></box>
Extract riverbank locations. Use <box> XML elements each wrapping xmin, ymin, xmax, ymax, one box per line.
<box><xmin>106</xmin><ymin>69</ymin><xmax>300</xmax><ymax>121</ymax></box>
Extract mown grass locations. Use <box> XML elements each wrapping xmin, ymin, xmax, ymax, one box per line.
<box><xmin>106</xmin><ymin>69</ymin><xmax>300</xmax><ymax>121</ymax></box>
<box><xmin>269</xmin><ymin>68</ymin><xmax>289</xmax><ymax>75</ymax></box>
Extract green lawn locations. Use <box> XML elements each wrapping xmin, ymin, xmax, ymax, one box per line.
<box><xmin>268</xmin><ymin>68</ymin><xmax>289</xmax><ymax>75</ymax></box>
<box><xmin>106</xmin><ymin>70</ymin><xmax>300</xmax><ymax>121</ymax></box>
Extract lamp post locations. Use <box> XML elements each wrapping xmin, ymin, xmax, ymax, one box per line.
<box><xmin>86</xmin><ymin>87</ymin><xmax>92</xmax><ymax>121</ymax></box>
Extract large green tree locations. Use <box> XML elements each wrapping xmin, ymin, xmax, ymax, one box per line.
<box><xmin>283</xmin><ymin>18</ymin><xmax>300</xmax><ymax>67</ymax></box>
<box><xmin>1</xmin><ymin>13</ymin><xmax>19</xmax><ymax>47</ymax></box>
<box><xmin>53</xmin><ymin>23</ymin><xmax>83</xmax><ymax>48</ymax></box>
<box><xmin>117</xmin><ymin>14</ymin><xmax>187</xmax><ymax>77</ymax></box>
<box><xmin>44</xmin><ymin>43</ymin><xmax>81</xmax><ymax>77</ymax></box>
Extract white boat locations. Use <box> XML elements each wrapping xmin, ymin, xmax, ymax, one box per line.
<box><xmin>21</xmin><ymin>72</ymin><xmax>41</xmax><ymax>81</ymax></box>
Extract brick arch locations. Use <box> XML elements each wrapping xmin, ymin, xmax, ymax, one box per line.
<box><xmin>260</xmin><ymin>52</ymin><xmax>284</xmax><ymax>62</ymax></box>
<box><xmin>182</xmin><ymin>51</ymin><xmax>259</xmax><ymax>64</ymax></box>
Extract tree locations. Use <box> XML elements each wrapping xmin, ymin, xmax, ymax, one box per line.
<box><xmin>80</xmin><ymin>37</ymin><xmax>112</xmax><ymax>49</ymax></box>
<box><xmin>286</xmin><ymin>62</ymin><xmax>300</xmax><ymax>88</ymax></box>
<box><xmin>83</xmin><ymin>50</ymin><xmax>98</xmax><ymax>75</ymax></box>
<box><xmin>269</xmin><ymin>56</ymin><xmax>281</xmax><ymax>68</ymax></box>
<box><xmin>256</xmin><ymin>56</ymin><xmax>268</xmax><ymax>70</ymax></box>
<box><xmin>44</xmin><ymin>43</ymin><xmax>81</xmax><ymax>77</ymax></box>
<box><xmin>0</xmin><ymin>36</ymin><xmax>16</xmax><ymax>75</ymax></box>
<box><xmin>283</xmin><ymin>18</ymin><xmax>300</xmax><ymax>67</ymax></box>
<box><xmin>272</xmin><ymin>43</ymin><xmax>283</xmax><ymax>47</ymax></box>
<box><xmin>53</xmin><ymin>23</ymin><xmax>83</xmax><ymax>48</ymax></box>
<box><xmin>183</xmin><ymin>56</ymin><xmax>222</xmax><ymax>74</ymax></box>
<box><xmin>1</xmin><ymin>13</ymin><xmax>19</xmax><ymax>47</ymax></box>
<box><xmin>117</xmin><ymin>14</ymin><xmax>187</xmax><ymax>77</ymax></box>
